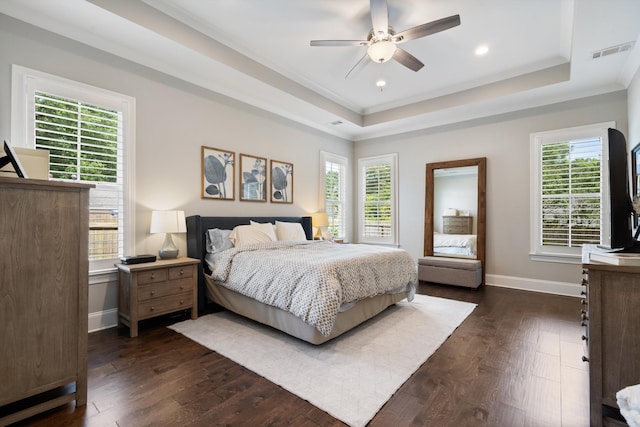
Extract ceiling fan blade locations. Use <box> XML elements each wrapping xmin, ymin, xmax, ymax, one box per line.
<box><xmin>310</xmin><ymin>40</ymin><xmax>368</xmax><ymax>47</ymax></box>
<box><xmin>345</xmin><ymin>53</ymin><xmax>370</xmax><ymax>79</ymax></box>
<box><xmin>370</xmin><ymin>0</ymin><xmax>389</xmax><ymax>37</ymax></box>
<box><xmin>393</xmin><ymin>48</ymin><xmax>424</xmax><ymax>72</ymax></box>
<box><xmin>393</xmin><ymin>15</ymin><xmax>461</xmax><ymax>43</ymax></box>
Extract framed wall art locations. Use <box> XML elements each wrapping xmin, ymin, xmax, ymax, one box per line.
<box><xmin>270</xmin><ymin>159</ymin><xmax>293</xmax><ymax>204</ymax></box>
<box><xmin>201</xmin><ymin>146</ymin><xmax>235</xmax><ymax>200</ymax></box>
<box><xmin>239</xmin><ymin>153</ymin><xmax>267</xmax><ymax>202</ymax></box>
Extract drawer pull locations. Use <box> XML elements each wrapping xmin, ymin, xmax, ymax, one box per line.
<box><xmin>581</xmin><ymin>299</ymin><xmax>586</xmax><ymax>305</ymax></box>
<box><xmin>150</xmin><ymin>273</ymin><xmax>155</xmax><ymax>279</ymax></box>
<box><xmin>180</xmin><ymin>285</ymin><xmax>184</xmax><ymax>290</ymax></box>
<box><xmin>581</xmin><ymin>313</ymin><xmax>588</xmax><ymax>321</ymax></box>
<box><xmin>180</xmin><ymin>300</ymin><xmax>184</xmax><ymax>304</ymax></box>
<box><xmin>180</xmin><ymin>269</ymin><xmax>184</xmax><ymax>275</ymax></box>
<box><xmin>582</xmin><ymin>356</ymin><xmax>589</xmax><ymax>363</ymax></box>
<box><xmin>581</xmin><ymin>320</ymin><xmax>587</xmax><ymax>327</ymax></box>
<box><xmin>150</xmin><ymin>291</ymin><xmax>155</xmax><ymax>296</ymax></box>
<box><xmin>150</xmin><ymin>307</ymin><xmax>155</xmax><ymax>312</ymax></box>
<box><xmin>581</xmin><ymin>290</ymin><xmax>586</xmax><ymax>296</ymax></box>
<box><xmin>582</xmin><ymin>335</ymin><xmax>588</xmax><ymax>341</ymax></box>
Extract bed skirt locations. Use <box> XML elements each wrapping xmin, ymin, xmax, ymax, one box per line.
<box><xmin>205</xmin><ymin>275</ymin><xmax>409</xmax><ymax>345</ymax></box>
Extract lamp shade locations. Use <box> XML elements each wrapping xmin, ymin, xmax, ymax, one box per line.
<box><xmin>150</xmin><ymin>210</ymin><xmax>186</xmax><ymax>234</ymax></box>
<box><xmin>310</xmin><ymin>212</ymin><xmax>329</xmax><ymax>228</ymax></box>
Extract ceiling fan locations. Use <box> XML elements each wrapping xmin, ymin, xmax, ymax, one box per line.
<box><xmin>310</xmin><ymin>0</ymin><xmax>460</xmax><ymax>78</ymax></box>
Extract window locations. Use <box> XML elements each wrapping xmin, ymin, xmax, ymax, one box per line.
<box><xmin>530</xmin><ymin>122</ymin><xmax>614</xmax><ymax>262</ymax></box>
<box><xmin>321</xmin><ymin>151</ymin><xmax>348</xmax><ymax>240</ymax></box>
<box><xmin>357</xmin><ymin>153</ymin><xmax>398</xmax><ymax>245</ymax></box>
<box><xmin>11</xmin><ymin>65</ymin><xmax>135</xmax><ymax>272</ymax></box>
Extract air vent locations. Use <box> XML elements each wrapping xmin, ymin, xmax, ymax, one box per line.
<box><xmin>592</xmin><ymin>41</ymin><xmax>636</xmax><ymax>59</ymax></box>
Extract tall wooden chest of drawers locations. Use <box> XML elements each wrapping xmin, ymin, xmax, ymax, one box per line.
<box><xmin>0</xmin><ymin>177</ymin><xmax>92</xmax><ymax>425</ymax></box>
<box><xmin>116</xmin><ymin>257</ymin><xmax>200</xmax><ymax>337</ymax></box>
<box><xmin>581</xmin><ymin>262</ymin><xmax>640</xmax><ymax>426</ymax></box>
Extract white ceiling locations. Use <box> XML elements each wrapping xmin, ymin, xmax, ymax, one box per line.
<box><xmin>1</xmin><ymin>0</ymin><xmax>639</xmax><ymax>141</ymax></box>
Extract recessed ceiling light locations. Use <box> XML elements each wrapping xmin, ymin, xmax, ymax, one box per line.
<box><xmin>475</xmin><ymin>44</ymin><xmax>489</xmax><ymax>56</ymax></box>
<box><xmin>376</xmin><ymin>79</ymin><xmax>386</xmax><ymax>91</ymax></box>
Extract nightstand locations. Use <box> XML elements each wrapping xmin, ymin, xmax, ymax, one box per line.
<box><xmin>116</xmin><ymin>257</ymin><xmax>200</xmax><ymax>337</ymax></box>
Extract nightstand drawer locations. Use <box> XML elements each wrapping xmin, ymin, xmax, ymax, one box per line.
<box><xmin>138</xmin><ymin>292</ymin><xmax>193</xmax><ymax>319</ymax></box>
<box><xmin>137</xmin><ymin>269</ymin><xmax>168</xmax><ymax>285</ymax></box>
<box><xmin>169</xmin><ymin>265</ymin><xmax>194</xmax><ymax>280</ymax></box>
<box><xmin>137</xmin><ymin>277</ymin><xmax>194</xmax><ymax>301</ymax></box>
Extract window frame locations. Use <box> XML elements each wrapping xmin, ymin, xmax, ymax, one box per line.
<box><xmin>529</xmin><ymin>121</ymin><xmax>614</xmax><ymax>263</ymax></box>
<box><xmin>357</xmin><ymin>153</ymin><xmax>398</xmax><ymax>246</ymax></box>
<box><xmin>320</xmin><ymin>151</ymin><xmax>349</xmax><ymax>241</ymax></box>
<box><xmin>11</xmin><ymin>65</ymin><xmax>136</xmax><ymax>273</ymax></box>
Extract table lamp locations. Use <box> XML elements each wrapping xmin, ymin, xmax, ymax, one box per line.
<box><xmin>150</xmin><ymin>210</ymin><xmax>186</xmax><ymax>259</ymax></box>
<box><xmin>310</xmin><ymin>212</ymin><xmax>329</xmax><ymax>240</ymax></box>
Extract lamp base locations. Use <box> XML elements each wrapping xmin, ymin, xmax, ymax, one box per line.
<box><xmin>158</xmin><ymin>233</ymin><xmax>179</xmax><ymax>259</ymax></box>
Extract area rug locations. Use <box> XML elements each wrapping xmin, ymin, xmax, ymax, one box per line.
<box><xmin>169</xmin><ymin>294</ymin><xmax>476</xmax><ymax>427</ymax></box>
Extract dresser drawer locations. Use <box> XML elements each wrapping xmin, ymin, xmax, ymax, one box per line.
<box><xmin>137</xmin><ymin>277</ymin><xmax>194</xmax><ymax>301</ymax></box>
<box><xmin>137</xmin><ymin>268</ymin><xmax>168</xmax><ymax>285</ymax></box>
<box><xmin>442</xmin><ymin>216</ymin><xmax>472</xmax><ymax>234</ymax></box>
<box><xmin>169</xmin><ymin>265</ymin><xmax>194</xmax><ymax>280</ymax></box>
<box><xmin>138</xmin><ymin>292</ymin><xmax>193</xmax><ymax>319</ymax></box>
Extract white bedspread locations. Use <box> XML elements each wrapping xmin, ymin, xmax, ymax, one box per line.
<box><xmin>434</xmin><ymin>233</ymin><xmax>477</xmax><ymax>256</ymax></box>
<box><xmin>206</xmin><ymin>240</ymin><xmax>417</xmax><ymax>336</ymax></box>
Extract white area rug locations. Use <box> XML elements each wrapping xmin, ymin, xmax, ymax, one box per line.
<box><xmin>169</xmin><ymin>294</ymin><xmax>476</xmax><ymax>427</ymax></box>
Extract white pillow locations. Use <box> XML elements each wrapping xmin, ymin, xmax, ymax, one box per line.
<box><xmin>248</xmin><ymin>221</ymin><xmax>278</xmax><ymax>241</ymax></box>
<box><xmin>275</xmin><ymin>221</ymin><xmax>307</xmax><ymax>241</ymax></box>
<box><xmin>230</xmin><ymin>223</ymin><xmax>276</xmax><ymax>246</ymax></box>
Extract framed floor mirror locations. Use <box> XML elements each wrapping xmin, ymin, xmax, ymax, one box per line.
<box><xmin>424</xmin><ymin>157</ymin><xmax>486</xmax><ymax>284</ymax></box>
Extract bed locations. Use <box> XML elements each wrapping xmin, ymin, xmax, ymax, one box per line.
<box><xmin>186</xmin><ymin>215</ymin><xmax>417</xmax><ymax>344</ymax></box>
<box><xmin>433</xmin><ymin>232</ymin><xmax>477</xmax><ymax>257</ymax></box>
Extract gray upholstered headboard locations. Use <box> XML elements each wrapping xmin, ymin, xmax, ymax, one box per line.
<box><xmin>186</xmin><ymin>215</ymin><xmax>313</xmax><ymax>311</ymax></box>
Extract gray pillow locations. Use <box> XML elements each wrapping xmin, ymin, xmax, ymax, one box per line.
<box><xmin>205</xmin><ymin>228</ymin><xmax>233</xmax><ymax>253</ymax></box>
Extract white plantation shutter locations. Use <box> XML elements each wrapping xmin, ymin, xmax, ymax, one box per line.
<box><xmin>540</xmin><ymin>139</ymin><xmax>601</xmax><ymax>247</ymax></box>
<box><xmin>34</xmin><ymin>91</ymin><xmax>124</xmax><ymax>261</ymax></box>
<box><xmin>322</xmin><ymin>152</ymin><xmax>347</xmax><ymax>239</ymax></box>
<box><xmin>358</xmin><ymin>154</ymin><xmax>398</xmax><ymax>245</ymax></box>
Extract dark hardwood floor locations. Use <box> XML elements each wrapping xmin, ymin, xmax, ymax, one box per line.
<box><xmin>11</xmin><ymin>283</ymin><xmax>589</xmax><ymax>427</ymax></box>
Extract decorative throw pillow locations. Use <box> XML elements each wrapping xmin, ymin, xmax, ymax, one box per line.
<box><xmin>230</xmin><ymin>223</ymin><xmax>277</xmax><ymax>246</ymax></box>
<box><xmin>275</xmin><ymin>221</ymin><xmax>307</xmax><ymax>241</ymax></box>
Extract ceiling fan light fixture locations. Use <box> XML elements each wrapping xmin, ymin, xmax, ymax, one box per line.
<box><xmin>367</xmin><ymin>41</ymin><xmax>397</xmax><ymax>63</ymax></box>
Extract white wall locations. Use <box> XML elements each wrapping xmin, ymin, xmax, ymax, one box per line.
<box><xmin>0</xmin><ymin>15</ymin><xmax>352</xmax><ymax>325</ymax></box>
<box><xmin>355</xmin><ymin>91</ymin><xmax>628</xmax><ymax>295</ymax></box>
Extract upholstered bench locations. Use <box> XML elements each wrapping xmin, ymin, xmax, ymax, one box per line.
<box><xmin>418</xmin><ymin>256</ymin><xmax>482</xmax><ymax>288</ymax></box>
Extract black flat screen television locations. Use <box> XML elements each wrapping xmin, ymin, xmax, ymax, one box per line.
<box><xmin>0</xmin><ymin>140</ymin><xmax>27</xmax><ymax>178</ymax></box>
<box><xmin>606</xmin><ymin>128</ymin><xmax>639</xmax><ymax>252</ymax></box>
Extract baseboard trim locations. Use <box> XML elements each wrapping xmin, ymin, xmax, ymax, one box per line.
<box><xmin>486</xmin><ymin>274</ymin><xmax>581</xmax><ymax>297</ymax></box>
<box><xmin>88</xmin><ymin>308</ymin><xmax>118</xmax><ymax>333</ymax></box>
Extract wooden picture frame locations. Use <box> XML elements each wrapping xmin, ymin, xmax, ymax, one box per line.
<box><xmin>201</xmin><ymin>146</ymin><xmax>235</xmax><ymax>200</ymax></box>
<box><xmin>270</xmin><ymin>159</ymin><xmax>293</xmax><ymax>204</ymax></box>
<box><xmin>239</xmin><ymin>153</ymin><xmax>267</xmax><ymax>202</ymax></box>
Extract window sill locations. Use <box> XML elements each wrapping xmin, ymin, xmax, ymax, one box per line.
<box><xmin>529</xmin><ymin>252</ymin><xmax>582</xmax><ymax>264</ymax></box>
<box><xmin>89</xmin><ymin>266</ymin><xmax>118</xmax><ymax>285</ymax></box>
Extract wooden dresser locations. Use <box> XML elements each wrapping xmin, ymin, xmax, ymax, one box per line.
<box><xmin>0</xmin><ymin>177</ymin><xmax>92</xmax><ymax>425</ymax></box>
<box><xmin>116</xmin><ymin>257</ymin><xmax>199</xmax><ymax>337</ymax></box>
<box><xmin>581</xmin><ymin>261</ymin><xmax>640</xmax><ymax>427</ymax></box>
<box><xmin>442</xmin><ymin>215</ymin><xmax>472</xmax><ymax>234</ymax></box>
